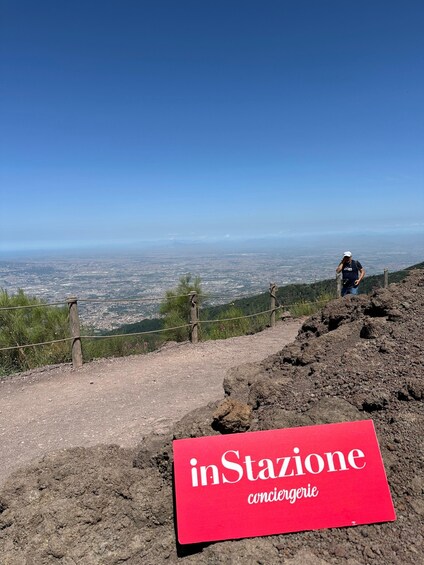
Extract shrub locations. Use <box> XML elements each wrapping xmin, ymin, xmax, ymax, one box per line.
<box><xmin>159</xmin><ymin>274</ymin><xmax>203</xmax><ymax>342</ymax></box>
<box><xmin>82</xmin><ymin>335</ymin><xmax>158</xmax><ymax>361</ymax></box>
<box><xmin>289</xmin><ymin>292</ymin><xmax>334</xmax><ymax>317</ymax></box>
<box><xmin>0</xmin><ymin>289</ymin><xmax>70</xmax><ymax>375</ymax></box>
<box><xmin>206</xmin><ymin>306</ymin><xmax>250</xmax><ymax>340</ymax></box>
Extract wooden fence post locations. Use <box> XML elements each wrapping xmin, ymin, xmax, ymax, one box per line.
<box><xmin>336</xmin><ymin>273</ymin><xmax>342</xmax><ymax>297</ymax></box>
<box><xmin>269</xmin><ymin>282</ymin><xmax>277</xmax><ymax>327</ymax></box>
<box><xmin>384</xmin><ymin>269</ymin><xmax>389</xmax><ymax>289</ymax></box>
<box><xmin>67</xmin><ymin>296</ymin><xmax>83</xmax><ymax>368</ymax></box>
<box><xmin>189</xmin><ymin>292</ymin><xmax>199</xmax><ymax>344</ymax></box>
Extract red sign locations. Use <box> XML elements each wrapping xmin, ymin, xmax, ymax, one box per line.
<box><xmin>173</xmin><ymin>420</ymin><xmax>395</xmax><ymax>544</ymax></box>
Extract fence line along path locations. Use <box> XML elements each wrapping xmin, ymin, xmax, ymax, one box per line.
<box><xmin>0</xmin><ymin>317</ymin><xmax>303</xmax><ymax>486</ymax></box>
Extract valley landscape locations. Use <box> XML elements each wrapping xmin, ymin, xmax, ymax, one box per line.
<box><xmin>1</xmin><ymin>235</ymin><xmax>423</xmax><ymax>330</ymax></box>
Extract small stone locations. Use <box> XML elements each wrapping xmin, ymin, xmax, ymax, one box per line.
<box><xmin>275</xmin><ymin>543</ymin><xmax>285</xmax><ymax>551</ymax></box>
<box><xmin>407</xmin><ymin>379</ymin><xmax>424</xmax><ymax>400</ymax></box>
<box><xmin>362</xmin><ymin>393</ymin><xmax>389</xmax><ymax>412</ymax></box>
<box><xmin>397</xmin><ymin>388</ymin><xmax>410</xmax><ymax>401</ymax></box>
<box><xmin>388</xmin><ymin>309</ymin><xmax>403</xmax><ymax>321</ymax></box>
<box><xmin>364</xmin><ymin>545</ymin><xmax>376</xmax><ymax>559</ymax></box>
<box><xmin>410</xmin><ymin>498</ymin><xmax>424</xmax><ymax>516</ymax></box>
<box><xmin>334</xmin><ymin>545</ymin><xmax>348</xmax><ymax>558</ymax></box>
<box><xmin>212</xmin><ymin>398</ymin><xmax>252</xmax><ymax>434</ymax></box>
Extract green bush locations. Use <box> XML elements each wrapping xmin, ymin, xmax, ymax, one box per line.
<box><xmin>82</xmin><ymin>334</ymin><xmax>159</xmax><ymax>361</ymax></box>
<box><xmin>205</xmin><ymin>306</ymin><xmax>250</xmax><ymax>340</ymax></box>
<box><xmin>289</xmin><ymin>292</ymin><xmax>334</xmax><ymax>317</ymax></box>
<box><xmin>160</xmin><ymin>274</ymin><xmax>203</xmax><ymax>342</ymax></box>
<box><xmin>247</xmin><ymin>312</ymin><xmax>270</xmax><ymax>334</ymax></box>
<box><xmin>0</xmin><ymin>289</ymin><xmax>70</xmax><ymax>375</ymax></box>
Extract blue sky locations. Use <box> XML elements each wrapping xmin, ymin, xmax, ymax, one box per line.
<box><xmin>1</xmin><ymin>0</ymin><xmax>423</xmax><ymax>251</ymax></box>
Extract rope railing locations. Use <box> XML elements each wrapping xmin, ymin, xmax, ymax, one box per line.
<box><xmin>0</xmin><ymin>336</ymin><xmax>73</xmax><ymax>351</ymax></box>
<box><xmin>0</xmin><ymin>306</ymin><xmax>277</xmax><ymax>353</ymax></box>
<box><xmin>0</xmin><ymin>291</ymin><xmax>267</xmax><ymax>311</ymax></box>
<box><xmin>200</xmin><ymin>306</ymin><xmax>283</xmax><ymax>325</ymax></box>
<box><xmin>0</xmin><ymin>301</ymin><xmax>68</xmax><ymax>311</ymax></box>
<box><xmin>0</xmin><ymin>299</ymin><xmax>329</xmax><ymax>353</ymax></box>
<box><xmin>82</xmin><ymin>306</ymin><xmax>285</xmax><ymax>342</ymax></box>
<box><xmin>1</xmin><ymin>270</ymin><xmax>391</xmax><ymax>367</ymax></box>
<box><xmin>81</xmin><ymin>323</ymin><xmax>191</xmax><ymax>340</ymax></box>
<box><xmin>77</xmin><ymin>297</ymin><xmax>167</xmax><ymax>304</ymax></box>
<box><xmin>0</xmin><ymin>296</ymin><xmax>182</xmax><ymax>311</ymax></box>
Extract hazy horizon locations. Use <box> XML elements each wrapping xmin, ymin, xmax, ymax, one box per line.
<box><xmin>1</xmin><ymin>227</ymin><xmax>424</xmax><ymax>261</ymax></box>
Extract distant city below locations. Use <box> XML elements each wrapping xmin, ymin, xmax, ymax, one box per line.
<box><xmin>1</xmin><ymin>235</ymin><xmax>423</xmax><ymax>331</ymax></box>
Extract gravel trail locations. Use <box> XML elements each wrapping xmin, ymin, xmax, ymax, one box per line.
<box><xmin>0</xmin><ymin>318</ymin><xmax>302</xmax><ymax>485</ymax></box>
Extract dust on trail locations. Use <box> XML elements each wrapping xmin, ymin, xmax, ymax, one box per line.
<box><xmin>0</xmin><ymin>318</ymin><xmax>302</xmax><ymax>486</ymax></box>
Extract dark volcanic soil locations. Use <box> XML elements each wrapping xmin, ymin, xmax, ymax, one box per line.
<box><xmin>1</xmin><ymin>270</ymin><xmax>424</xmax><ymax>564</ymax></box>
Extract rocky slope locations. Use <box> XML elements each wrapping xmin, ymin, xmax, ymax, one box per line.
<box><xmin>1</xmin><ymin>270</ymin><xmax>423</xmax><ymax>564</ymax></box>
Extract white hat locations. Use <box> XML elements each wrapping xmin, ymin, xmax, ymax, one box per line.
<box><xmin>343</xmin><ymin>251</ymin><xmax>352</xmax><ymax>257</ymax></box>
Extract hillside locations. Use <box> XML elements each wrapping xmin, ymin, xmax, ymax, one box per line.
<box><xmin>0</xmin><ymin>268</ymin><xmax>423</xmax><ymax>563</ymax></box>
<box><xmin>204</xmin><ymin>260</ymin><xmax>424</xmax><ymax>318</ymax></box>
<box><xmin>108</xmin><ymin>261</ymin><xmax>424</xmax><ymax>335</ymax></box>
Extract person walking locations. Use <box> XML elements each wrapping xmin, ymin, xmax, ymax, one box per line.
<box><xmin>336</xmin><ymin>251</ymin><xmax>365</xmax><ymax>296</ymax></box>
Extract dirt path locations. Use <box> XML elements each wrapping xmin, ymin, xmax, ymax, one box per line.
<box><xmin>0</xmin><ymin>319</ymin><xmax>302</xmax><ymax>486</ymax></box>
